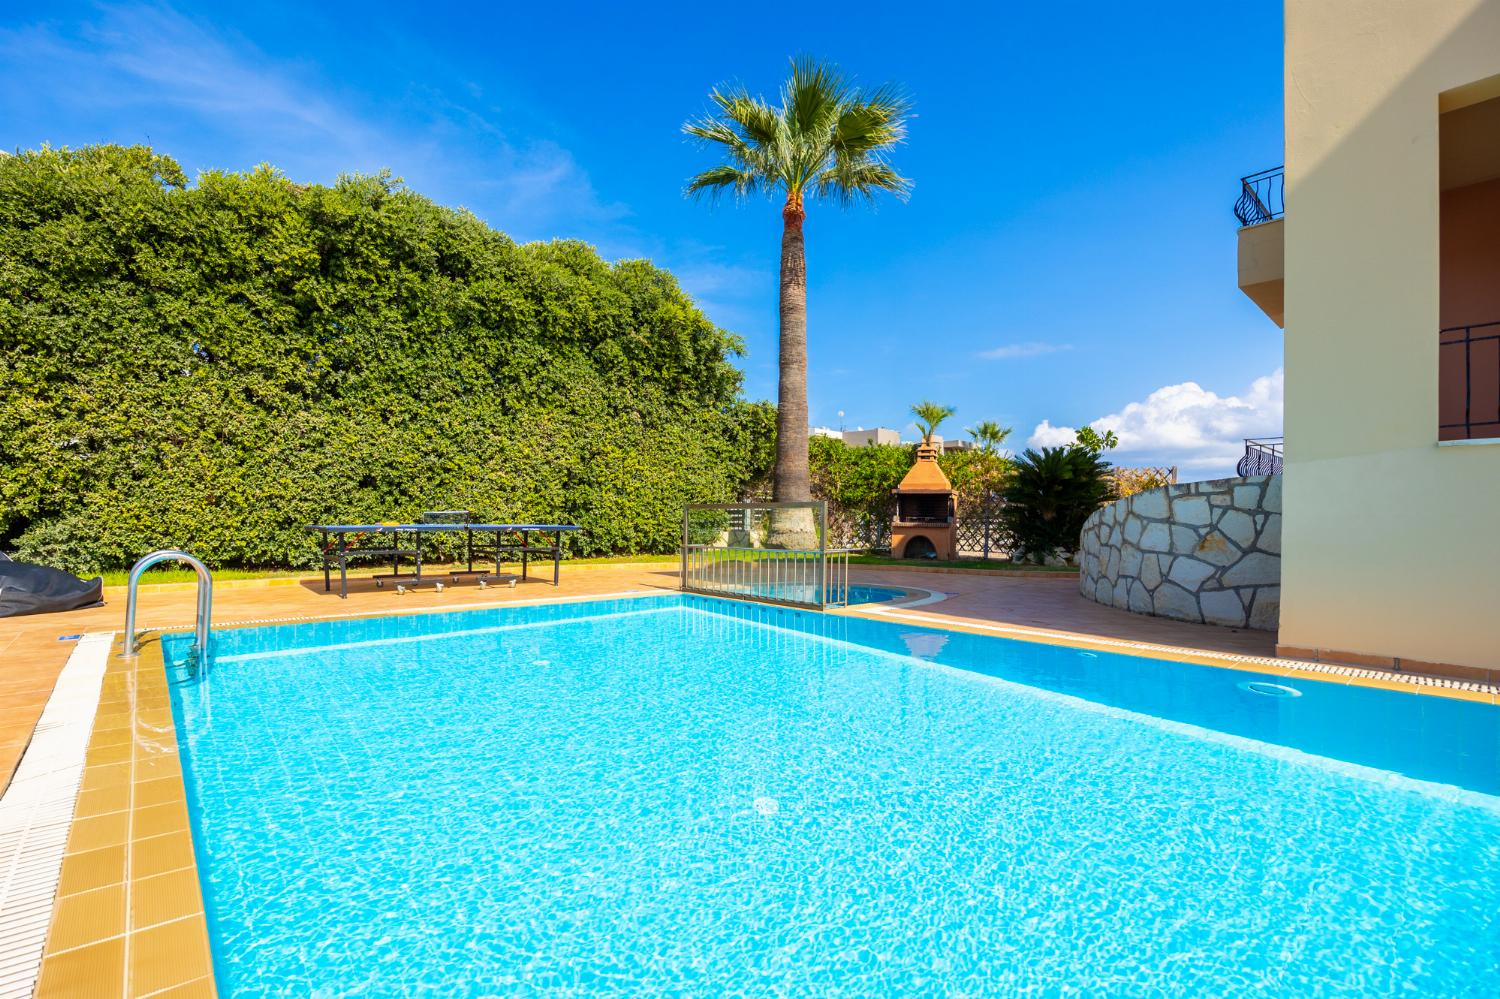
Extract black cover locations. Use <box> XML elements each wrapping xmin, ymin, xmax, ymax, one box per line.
<box><xmin>0</xmin><ymin>561</ymin><xmax>104</xmax><ymax>618</ymax></box>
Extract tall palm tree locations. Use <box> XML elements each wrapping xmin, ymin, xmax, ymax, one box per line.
<box><xmin>910</xmin><ymin>401</ymin><xmax>956</xmax><ymax>445</ymax></box>
<box><xmin>965</xmin><ymin>420</ymin><xmax>1013</xmax><ymax>455</ymax></box>
<box><xmin>684</xmin><ymin>58</ymin><xmax>912</xmax><ymax>503</ymax></box>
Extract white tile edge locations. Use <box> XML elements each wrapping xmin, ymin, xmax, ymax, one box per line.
<box><xmin>91</xmin><ymin>588</ymin><xmax>665</xmax><ymax>637</ymax></box>
<box><xmin>0</xmin><ymin>633</ymin><xmax>112</xmax><ymax>999</ymax></box>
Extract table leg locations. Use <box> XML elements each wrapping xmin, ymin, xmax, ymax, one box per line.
<box><xmin>521</xmin><ymin>531</ymin><xmax>530</xmax><ymax>582</ymax></box>
<box><xmin>553</xmin><ymin>530</ymin><xmax>561</xmax><ymax>585</ymax></box>
<box><xmin>338</xmin><ymin>534</ymin><xmax>349</xmax><ymax>599</ymax></box>
<box><xmin>322</xmin><ymin>530</ymin><xmax>331</xmax><ymax>592</ymax></box>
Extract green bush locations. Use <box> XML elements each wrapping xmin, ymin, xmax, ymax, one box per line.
<box><xmin>1000</xmin><ymin>446</ymin><xmax>1113</xmax><ymax>561</ymax></box>
<box><xmin>0</xmin><ymin>146</ymin><xmax>763</xmax><ymax>571</ymax></box>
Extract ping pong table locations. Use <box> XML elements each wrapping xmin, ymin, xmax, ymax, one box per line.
<box><xmin>307</xmin><ymin>521</ymin><xmax>582</xmax><ymax>598</ymax></box>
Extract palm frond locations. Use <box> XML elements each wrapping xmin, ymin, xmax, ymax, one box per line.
<box><xmin>682</xmin><ymin>57</ymin><xmax>912</xmax><ymax>210</ymax></box>
<box><xmin>784</xmin><ymin>56</ymin><xmax>851</xmax><ymax>139</ymax></box>
<box><xmin>712</xmin><ymin>89</ymin><xmax>780</xmax><ymax>148</ymax></box>
<box><xmin>685</xmin><ymin>165</ymin><xmax>762</xmax><ymax>202</ymax></box>
<box><xmin>831</xmin><ymin>86</ymin><xmax>911</xmax><ymax>157</ymax></box>
<box><xmin>814</xmin><ymin>160</ymin><xmax>913</xmax><ymax>206</ymax></box>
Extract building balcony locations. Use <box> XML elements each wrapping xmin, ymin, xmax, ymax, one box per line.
<box><xmin>1235</xmin><ymin>166</ymin><xmax>1284</xmax><ymax>328</ymax></box>
<box><xmin>1439</xmin><ymin>321</ymin><xmax>1500</xmax><ymax>441</ymax></box>
<box><xmin>1237</xmin><ymin>437</ymin><xmax>1283</xmax><ymax>476</ymax></box>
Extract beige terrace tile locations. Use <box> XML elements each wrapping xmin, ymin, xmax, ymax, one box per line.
<box><xmin>130</xmin><ymin>867</ymin><xmax>206</xmax><ymax>934</ymax></box>
<box><xmin>44</xmin><ymin>884</ymin><xmax>125</xmax><ymax>956</ymax></box>
<box><xmin>129</xmin><ymin>830</ymin><xmax>196</xmax><ymax>880</ymax></box>
<box><xmin>35</xmin><ymin>934</ymin><xmax>125</xmax><ymax>998</ymax></box>
<box><xmin>128</xmin><ymin>916</ymin><xmax>214</xmax><ymax>996</ymax></box>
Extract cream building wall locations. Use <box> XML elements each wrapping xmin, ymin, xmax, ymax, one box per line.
<box><xmin>1280</xmin><ymin>0</ymin><xmax>1500</xmax><ymax>669</ymax></box>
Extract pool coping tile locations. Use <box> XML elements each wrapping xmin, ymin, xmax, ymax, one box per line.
<box><xmin>34</xmin><ymin>637</ymin><xmax>215</xmax><ymax>999</ymax></box>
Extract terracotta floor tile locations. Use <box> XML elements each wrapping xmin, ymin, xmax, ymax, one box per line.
<box><xmin>56</xmin><ymin>843</ymin><xmax>127</xmax><ymax>897</ymax></box>
<box><xmin>131</xmin><ymin>799</ymin><xmax>191</xmax><ymax>841</ymax></box>
<box><xmin>81</xmin><ymin>761</ymin><xmax>132</xmax><ymax>792</ymax></box>
<box><xmin>34</xmin><ymin>935</ymin><xmax>125</xmax><ymax>998</ymax></box>
<box><xmin>133</xmin><ymin>753</ymin><xmax>184</xmax><ymax>782</ymax></box>
<box><xmin>130</xmin><ymin>829</ymin><xmax>196</xmax><ymax>879</ymax></box>
<box><xmin>74</xmin><ymin>783</ymin><xmax>132</xmax><ymax>818</ymax></box>
<box><xmin>65</xmin><ymin>809</ymin><xmax>131</xmax><ymax>854</ymax></box>
<box><xmin>83</xmin><ymin>742</ymin><xmax>132</xmax><ymax>767</ymax></box>
<box><xmin>44</xmin><ymin>883</ymin><xmax>126</xmax><ymax>955</ymax></box>
<box><xmin>130</xmin><ymin>867</ymin><xmax>205</xmax><ymax>932</ymax></box>
<box><xmin>145</xmin><ymin>977</ymin><xmax>217</xmax><ymax>999</ymax></box>
<box><xmin>133</xmin><ymin>775</ymin><xmax>186</xmax><ymax>810</ymax></box>
<box><xmin>128</xmin><ymin>916</ymin><xmax>214</xmax><ymax>996</ymax></box>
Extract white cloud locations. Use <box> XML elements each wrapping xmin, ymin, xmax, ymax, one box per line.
<box><xmin>978</xmin><ymin>341</ymin><xmax>1072</xmax><ymax>360</ymax></box>
<box><xmin>1029</xmin><ymin>369</ymin><xmax>1284</xmax><ymax>474</ymax></box>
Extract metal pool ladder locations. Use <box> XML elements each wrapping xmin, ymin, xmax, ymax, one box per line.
<box><xmin>120</xmin><ymin>549</ymin><xmax>213</xmax><ymax>676</ymax></box>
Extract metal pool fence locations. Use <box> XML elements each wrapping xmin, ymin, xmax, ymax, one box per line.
<box><xmin>681</xmin><ymin>501</ymin><xmax>859</xmax><ymax>610</ymax></box>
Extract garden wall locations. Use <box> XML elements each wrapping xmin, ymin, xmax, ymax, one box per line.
<box><xmin>1078</xmin><ymin>475</ymin><xmax>1281</xmax><ymax>630</ymax></box>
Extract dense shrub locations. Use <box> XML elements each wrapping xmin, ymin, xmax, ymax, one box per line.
<box><xmin>0</xmin><ymin>145</ymin><xmax>765</xmax><ymax>573</ymax></box>
<box><xmin>1000</xmin><ymin>446</ymin><xmax>1113</xmax><ymax>561</ymax></box>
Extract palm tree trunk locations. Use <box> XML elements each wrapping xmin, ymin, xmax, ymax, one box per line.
<box><xmin>774</xmin><ymin>199</ymin><xmax>811</xmax><ymax>502</ymax></box>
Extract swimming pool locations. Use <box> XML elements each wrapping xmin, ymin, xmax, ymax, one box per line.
<box><xmin>164</xmin><ymin>593</ymin><xmax>1500</xmax><ymax>994</ymax></box>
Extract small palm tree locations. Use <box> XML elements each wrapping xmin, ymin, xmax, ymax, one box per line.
<box><xmin>966</xmin><ymin>420</ymin><xmax>1013</xmax><ymax>455</ymax></box>
<box><xmin>911</xmin><ymin>401</ymin><xmax>956</xmax><ymax>445</ymax></box>
<box><xmin>684</xmin><ymin>58</ymin><xmax>912</xmax><ymax>502</ymax></box>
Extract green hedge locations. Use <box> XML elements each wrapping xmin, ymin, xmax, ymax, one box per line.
<box><xmin>0</xmin><ymin>146</ymin><xmax>766</xmax><ymax>573</ymax></box>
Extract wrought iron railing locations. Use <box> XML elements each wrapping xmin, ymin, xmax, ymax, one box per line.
<box><xmin>1440</xmin><ymin>321</ymin><xmax>1500</xmax><ymax>440</ymax></box>
<box><xmin>681</xmin><ymin>501</ymin><xmax>858</xmax><ymax>609</ymax></box>
<box><xmin>1235</xmin><ymin>166</ymin><xmax>1284</xmax><ymax>227</ymax></box>
<box><xmin>826</xmin><ymin>498</ymin><xmax>893</xmax><ymax>553</ymax></box>
<box><xmin>954</xmin><ymin>496</ymin><xmax>1006</xmax><ymax>560</ymax></box>
<box><xmin>1237</xmin><ymin>437</ymin><xmax>1284</xmax><ymax>476</ymax></box>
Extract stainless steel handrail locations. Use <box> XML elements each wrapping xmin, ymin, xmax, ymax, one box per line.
<box><xmin>121</xmin><ymin>550</ymin><xmax>213</xmax><ymax>673</ymax></box>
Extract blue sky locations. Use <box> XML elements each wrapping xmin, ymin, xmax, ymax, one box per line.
<box><xmin>1</xmin><ymin>2</ymin><xmax>1285</xmax><ymax>475</ymax></box>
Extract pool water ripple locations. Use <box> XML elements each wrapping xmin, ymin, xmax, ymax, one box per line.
<box><xmin>166</xmin><ymin>596</ymin><xmax>1500</xmax><ymax>995</ymax></box>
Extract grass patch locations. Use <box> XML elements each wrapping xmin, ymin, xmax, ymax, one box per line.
<box><xmin>98</xmin><ymin>553</ymin><xmax>680</xmax><ymax>587</ymax></box>
<box><xmin>848</xmin><ymin>555</ymin><xmax>1076</xmax><ymax>572</ymax></box>
<box><xmin>94</xmin><ymin>551</ymin><xmax>1067</xmax><ymax>587</ymax></box>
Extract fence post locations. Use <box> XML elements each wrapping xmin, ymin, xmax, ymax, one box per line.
<box><xmin>982</xmin><ymin>496</ymin><xmax>991</xmax><ymax>561</ymax></box>
<box><xmin>680</xmin><ymin>507</ymin><xmax>690</xmax><ymax>591</ymax></box>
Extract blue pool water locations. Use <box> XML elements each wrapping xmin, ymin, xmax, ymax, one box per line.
<box><xmin>164</xmin><ymin>594</ymin><xmax>1500</xmax><ymax>995</ymax></box>
<box><xmin>752</xmin><ymin>581</ymin><xmax>908</xmax><ymax>605</ymax></box>
<box><xmin>694</xmin><ymin>580</ymin><xmax>908</xmax><ymax>606</ymax></box>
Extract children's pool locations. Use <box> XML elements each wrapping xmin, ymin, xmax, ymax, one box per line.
<box><xmin>164</xmin><ymin>593</ymin><xmax>1500</xmax><ymax>995</ymax></box>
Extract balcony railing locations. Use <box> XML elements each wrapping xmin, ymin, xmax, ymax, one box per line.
<box><xmin>1234</xmin><ymin>166</ymin><xmax>1284</xmax><ymax>227</ymax></box>
<box><xmin>1237</xmin><ymin>437</ymin><xmax>1283</xmax><ymax>476</ymax></box>
<box><xmin>1440</xmin><ymin>321</ymin><xmax>1500</xmax><ymax>440</ymax></box>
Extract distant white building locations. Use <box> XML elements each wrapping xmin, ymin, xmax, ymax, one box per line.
<box><xmin>841</xmin><ymin>427</ymin><xmax>901</xmax><ymax>448</ymax></box>
<box><xmin>809</xmin><ymin>427</ymin><xmax>843</xmax><ymax>440</ymax></box>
